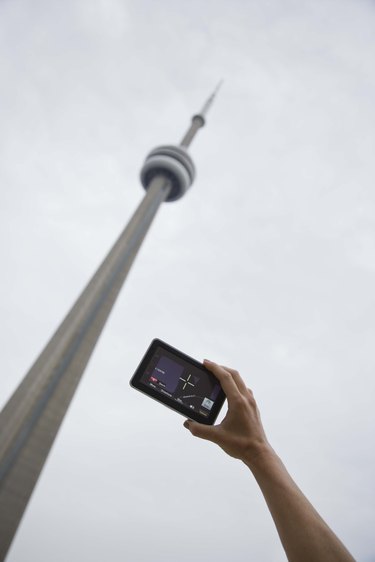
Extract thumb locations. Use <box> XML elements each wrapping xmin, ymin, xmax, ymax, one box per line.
<box><xmin>183</xmin><ymin>419</ymin><xmax>217</xmax><ymax>442</ymax></box>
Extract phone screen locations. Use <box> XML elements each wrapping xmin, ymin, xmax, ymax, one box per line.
<box><xmin>139</xmin><ymin>344</ymin><xmax>222</xmax><ymax>419</ymax></box>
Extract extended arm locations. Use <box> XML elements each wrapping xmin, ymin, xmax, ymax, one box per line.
<box><xmin>184</xmin><ymin>360</ymin><xmax>355</xmax><ymax>562</ymax></box>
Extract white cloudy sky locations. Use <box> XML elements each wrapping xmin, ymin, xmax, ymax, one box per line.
<box><xmin>1</xmin><ymin>0</ymin><xmax>375</xmax><ymax>560</ymax></box>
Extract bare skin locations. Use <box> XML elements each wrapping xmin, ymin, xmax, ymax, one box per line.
<box><xmin>184</xmin><ymin>359</ymin><xmax>355</xmax><ymax>562</ymax></box>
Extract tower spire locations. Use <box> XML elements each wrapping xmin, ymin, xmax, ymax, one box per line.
<box><xmin>180</xmin><ymin>81</ymin><xmax>223</xmax><ymax>148</ymax></box>
<box><xmin>199</xmin><ymin>80</ymin><xmax>223</xmax><ymax>119</ymax></box>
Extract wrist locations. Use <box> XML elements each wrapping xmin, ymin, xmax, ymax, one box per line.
<box><xmin>242</xmin><ymin>442</ymin><xmax>278</xmax><ymax>472</ymax></box>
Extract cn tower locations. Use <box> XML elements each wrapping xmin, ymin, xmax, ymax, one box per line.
<box><xmin>0</xmin><ymin>84</ymin><xmax>221</xmax><ymax>560</ymax></box>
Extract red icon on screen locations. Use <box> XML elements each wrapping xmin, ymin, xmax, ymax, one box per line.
<box><xmin>149</xmin><ymin>376</ymin><xmax>158</xmax><ymax>383</ymax></box>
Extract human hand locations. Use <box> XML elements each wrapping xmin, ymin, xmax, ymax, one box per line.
<box><xmin>184</xmin><ymin>360</ymin><xmax>272</xmax><ymax>466</ymax></box>
<box><xmin>185</xmin><ymin>363</ymin><xmax>356</xmax><ymax>562</ymax></box>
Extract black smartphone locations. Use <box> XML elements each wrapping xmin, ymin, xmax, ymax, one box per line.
<box><xmin>130</xmin><ymin>339</ymin><xmax>226</xmax><ymax>425</ymax></box>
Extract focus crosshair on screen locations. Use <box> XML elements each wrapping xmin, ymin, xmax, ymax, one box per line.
<box><xmin>140</xmin><ymin>349</ymin><xmax>220</xmax><ymax>417</ymax></box>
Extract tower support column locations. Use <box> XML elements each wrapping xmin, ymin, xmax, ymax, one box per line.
<box><xmin>0</xmin><ymin>83</ymin><xmax>221</xmax><ymax>561</ymax></box>
<box><xmin>0</xmin><ymin>175</ymin><xmax>171</xmax><ymax>560</ymax></box>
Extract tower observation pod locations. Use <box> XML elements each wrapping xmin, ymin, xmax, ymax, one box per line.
<box><xmin>140</xmin><ymin>145</ymin><xmax>196</xmax><ymax>202</ymax></box>
<box><xmin>0</xmin><ymin>84</ymin><xmax>221</xmax><ymax>561</ymax></box>
<box><xmin>140</xmin><ymin>80</ymin><xmax>222</xmax><ymax>202</ymax></box>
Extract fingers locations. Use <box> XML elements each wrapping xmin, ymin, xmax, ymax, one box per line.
<box><xmin>203</xmin><ymin>360</ymin><xmax>242</xmax><ymax>405</ymax></box>
<box><xmin>221</xmin><ymin>366</ymin><xmax>248</xmax><ymax>394</ymax></box>
<box><xmin>184</xmin><ymin>419</ymin><xmax>218</xmax><ymax>442</ymax></box>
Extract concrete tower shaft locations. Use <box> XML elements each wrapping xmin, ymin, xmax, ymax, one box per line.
<box><xmin>0</xmin><ymin>176</ymin><xmax>171</xmax><ymax>561</ymax></box>
<box><xmin>0</xmin><ymin>86</ymin><xmax>220</xmax><ymax>561</ymax></box>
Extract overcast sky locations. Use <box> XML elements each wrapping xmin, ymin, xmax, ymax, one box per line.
<box><xmin>1</xmin><ymin>0</ymin><xmax>375</xmax><ymax>560</ymax></box>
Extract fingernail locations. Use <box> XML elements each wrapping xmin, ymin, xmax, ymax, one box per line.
<box><xmin>184</xmin><ymin>420</ymin><xmax>190</xmax><ymax>430</ymax></box>
<box><xmin>203</xmin><ymin>359</ymin><xmax>213</xmax><ymax>364</ymax></box>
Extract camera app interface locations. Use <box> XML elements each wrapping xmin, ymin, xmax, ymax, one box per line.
<box><xmin>140</xmin><ymin>346</ymin><xmax>221</xmax><ymax>418</ymax></box>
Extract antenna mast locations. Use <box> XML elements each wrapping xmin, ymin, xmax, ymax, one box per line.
<box><xmin>180</xmin><ymin>81</ymin><xmax>223</xmax><ymax>148</ymax></box>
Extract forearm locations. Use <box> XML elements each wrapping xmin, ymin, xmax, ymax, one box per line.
<box><xmin>245</xmin><ymin>447</ymin><xmax>355</xmax><ymax>562</ymax></box>
<box><xmin>185</xmin><ymin>361</ymin><xmax>355</xmax><ymax>561</ymax></box>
